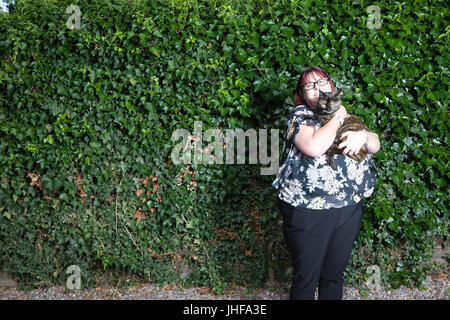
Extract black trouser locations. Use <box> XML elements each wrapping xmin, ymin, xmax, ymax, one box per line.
<box><xmin>277</xmin><ymin>198</ymin><xmax>362</xmax><ymax>300</ymax></box>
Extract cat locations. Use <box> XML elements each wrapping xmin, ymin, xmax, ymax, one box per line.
<box><xmin>304</xmin><ymin>90</ymin><xmax>369</xmax><ymax>170</ymax></box>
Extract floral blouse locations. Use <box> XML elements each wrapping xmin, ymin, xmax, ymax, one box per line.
<box><xmin>272</xmin><ymin>104</ymin><xmax>378</xmax><ymax>210</ymax></box>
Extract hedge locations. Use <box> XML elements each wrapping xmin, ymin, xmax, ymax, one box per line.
<box><xmin>0</xmin><ymin>0</ymin><xmax>448</xmax><ymax>292</ymax></box>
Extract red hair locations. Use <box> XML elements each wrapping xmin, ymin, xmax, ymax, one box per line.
<box><xmin>294</xmin><ymin>66</ymin><xmax>335</xmax><ymax>106</ymax></box>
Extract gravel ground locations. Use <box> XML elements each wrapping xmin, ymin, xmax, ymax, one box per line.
<box><xmin>1</xmin><ymin>273</ymin><xmax>448</xmax><ymax>300</ymax></box>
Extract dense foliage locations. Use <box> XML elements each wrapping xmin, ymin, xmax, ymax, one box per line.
<box><xmin>0</xmin><ymin>0</ymin><xmax>448</xmax><ymax>291</ymax></box>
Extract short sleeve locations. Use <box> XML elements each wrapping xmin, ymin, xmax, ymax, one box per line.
<box><xmin>272</xmin><ymin>105</ymin><xmax>320</xmax><ymax>191</ymax></box>
<box><xmin>285</xmin><ymin>105</ymin><xmax>319</xmax><ymax>146</ymax></box>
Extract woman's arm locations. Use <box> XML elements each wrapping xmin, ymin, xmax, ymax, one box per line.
<box><xmin>293</xmin><ymin>105</ymin><xmax>348</xmax><ymax>157</ymax></box>
<box><xmin>294</xmin><ymin>117</ymin><xmax>342</xmax><ymax>157</ymax></box>
<box><xmin>338</xmin><ymin>130</ymin><xmax>381</xmax><ymax>155</ymax></box>
<box><xmin>366</xmin><ymin>131</ymin><xmax>380</xmax><ymax>154</ymax></box>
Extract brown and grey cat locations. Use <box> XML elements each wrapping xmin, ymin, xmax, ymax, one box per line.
<box><xmin>304</xmin><ymin>90</ymin><xmax>368</xmax><ymax>170</ymax></box>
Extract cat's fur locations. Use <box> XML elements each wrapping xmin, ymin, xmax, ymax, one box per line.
<box><xmin>304</xmin><ymin>90</ymin><xmax>368</xmax><ymax>170</ymax></box>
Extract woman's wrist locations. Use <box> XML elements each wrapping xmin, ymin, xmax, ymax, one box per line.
<box><xmin>361</xmin><ymin>129</ymin><xmax>369</xmax><ymax>147</ymax></box>
<box><xmin>333</xmin><ymin>114</ymin><xmax>344</xmax><ymax>126</ymax></box>
<box><xmin>363</xmin><ymin>130</ymin><xmax>381</xmax><ymax>154</ymax></box>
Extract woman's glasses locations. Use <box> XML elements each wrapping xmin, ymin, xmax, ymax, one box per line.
<box><xmin>302</xmin><ymin>78</ymin><xmax>329</xmax><ymax>90</ymax></box>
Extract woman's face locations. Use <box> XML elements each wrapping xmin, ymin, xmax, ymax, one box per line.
<box><xmin>302</xmin><ymin>72</ymin><xmax>333</xmax><ymax>110</ymax></box>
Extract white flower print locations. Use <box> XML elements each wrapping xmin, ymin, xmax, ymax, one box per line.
<box><xmin>345</xmin><ymin>157</ymin><xmax>364</xmax><ymax>185</ymax></box>
<box><xmin>305</xmin><ymin>165</ymin><xmax>321</xmax><ymax>192</ymax></box>
<box><xmin>279</xmin><ymin>179</ymin><xmax>308</xmax><ymax>207</ymax></box>
<box><xmin>322</xmin><ymin>177</ymin><xmax>343</xmax><ymax>195</ymax></box>
<box><xmin>323</xmin><ymin>202</ymin><xmax>335</xmax><ymax>210</ymax></box>
<box><xmin>273</xmin><ymin>104</ymin><xmax>377</xmax><ymax>210</ymax></box>
<box><xmin>307</xmin><ymin>196</ymin><xmax>326</xmax><ymax>210</ymax></box>
<box><xmin>334</xmin><ymin>165</ymin><xmax>346</xmax><ymax>181</ymax></box>
<box><xmin>318</xmin><ymin>165</ymin><xmax>336</xmax><ymax>180</ymax></box>
<box><xmin>315</xmin><ymin>155</ymin><xmax>328</xmax><ymax>166</ymax></box>
<box><xmin>363</xmin><ymin>186</ymin><xmax>374</xmax><ymax>197</ymax></box>
<box><xmin>336</xmin><ymin>191</ymin><xmax>347</xmax><ymax>201</ymax></box>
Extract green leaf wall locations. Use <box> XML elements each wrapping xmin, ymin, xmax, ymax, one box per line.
<box><xmin>0</xmin><ymin>0</ymin><xmax>448</xmax><ymax>291</ymax></box>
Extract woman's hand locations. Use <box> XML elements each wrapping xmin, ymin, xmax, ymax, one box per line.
<box><xmin>338</xmin><ymin>130</ymin><xmax>366</xmax><ymax>156</ymax></box>
<box><xmin>335</xmin><ymin>105</ymin><xmax>348</xmax><ymax>119</ymax></box>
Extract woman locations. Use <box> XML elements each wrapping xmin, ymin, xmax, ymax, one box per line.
<box><xmin>272</xmin><ymin>66</ymin><xmax>380</xmax><ymax>300</ymax></box>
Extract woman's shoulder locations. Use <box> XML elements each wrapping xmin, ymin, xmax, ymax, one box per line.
<box><xmin>289</xmin><ymin>104</ymin><xmax>314</xmax><ymax>119</ymax></box>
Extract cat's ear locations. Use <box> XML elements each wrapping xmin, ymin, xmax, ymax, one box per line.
<box><xmin>318</xmin><ymin>90</ymin><xmax>327</xmax><ymax>98</ymax></box>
